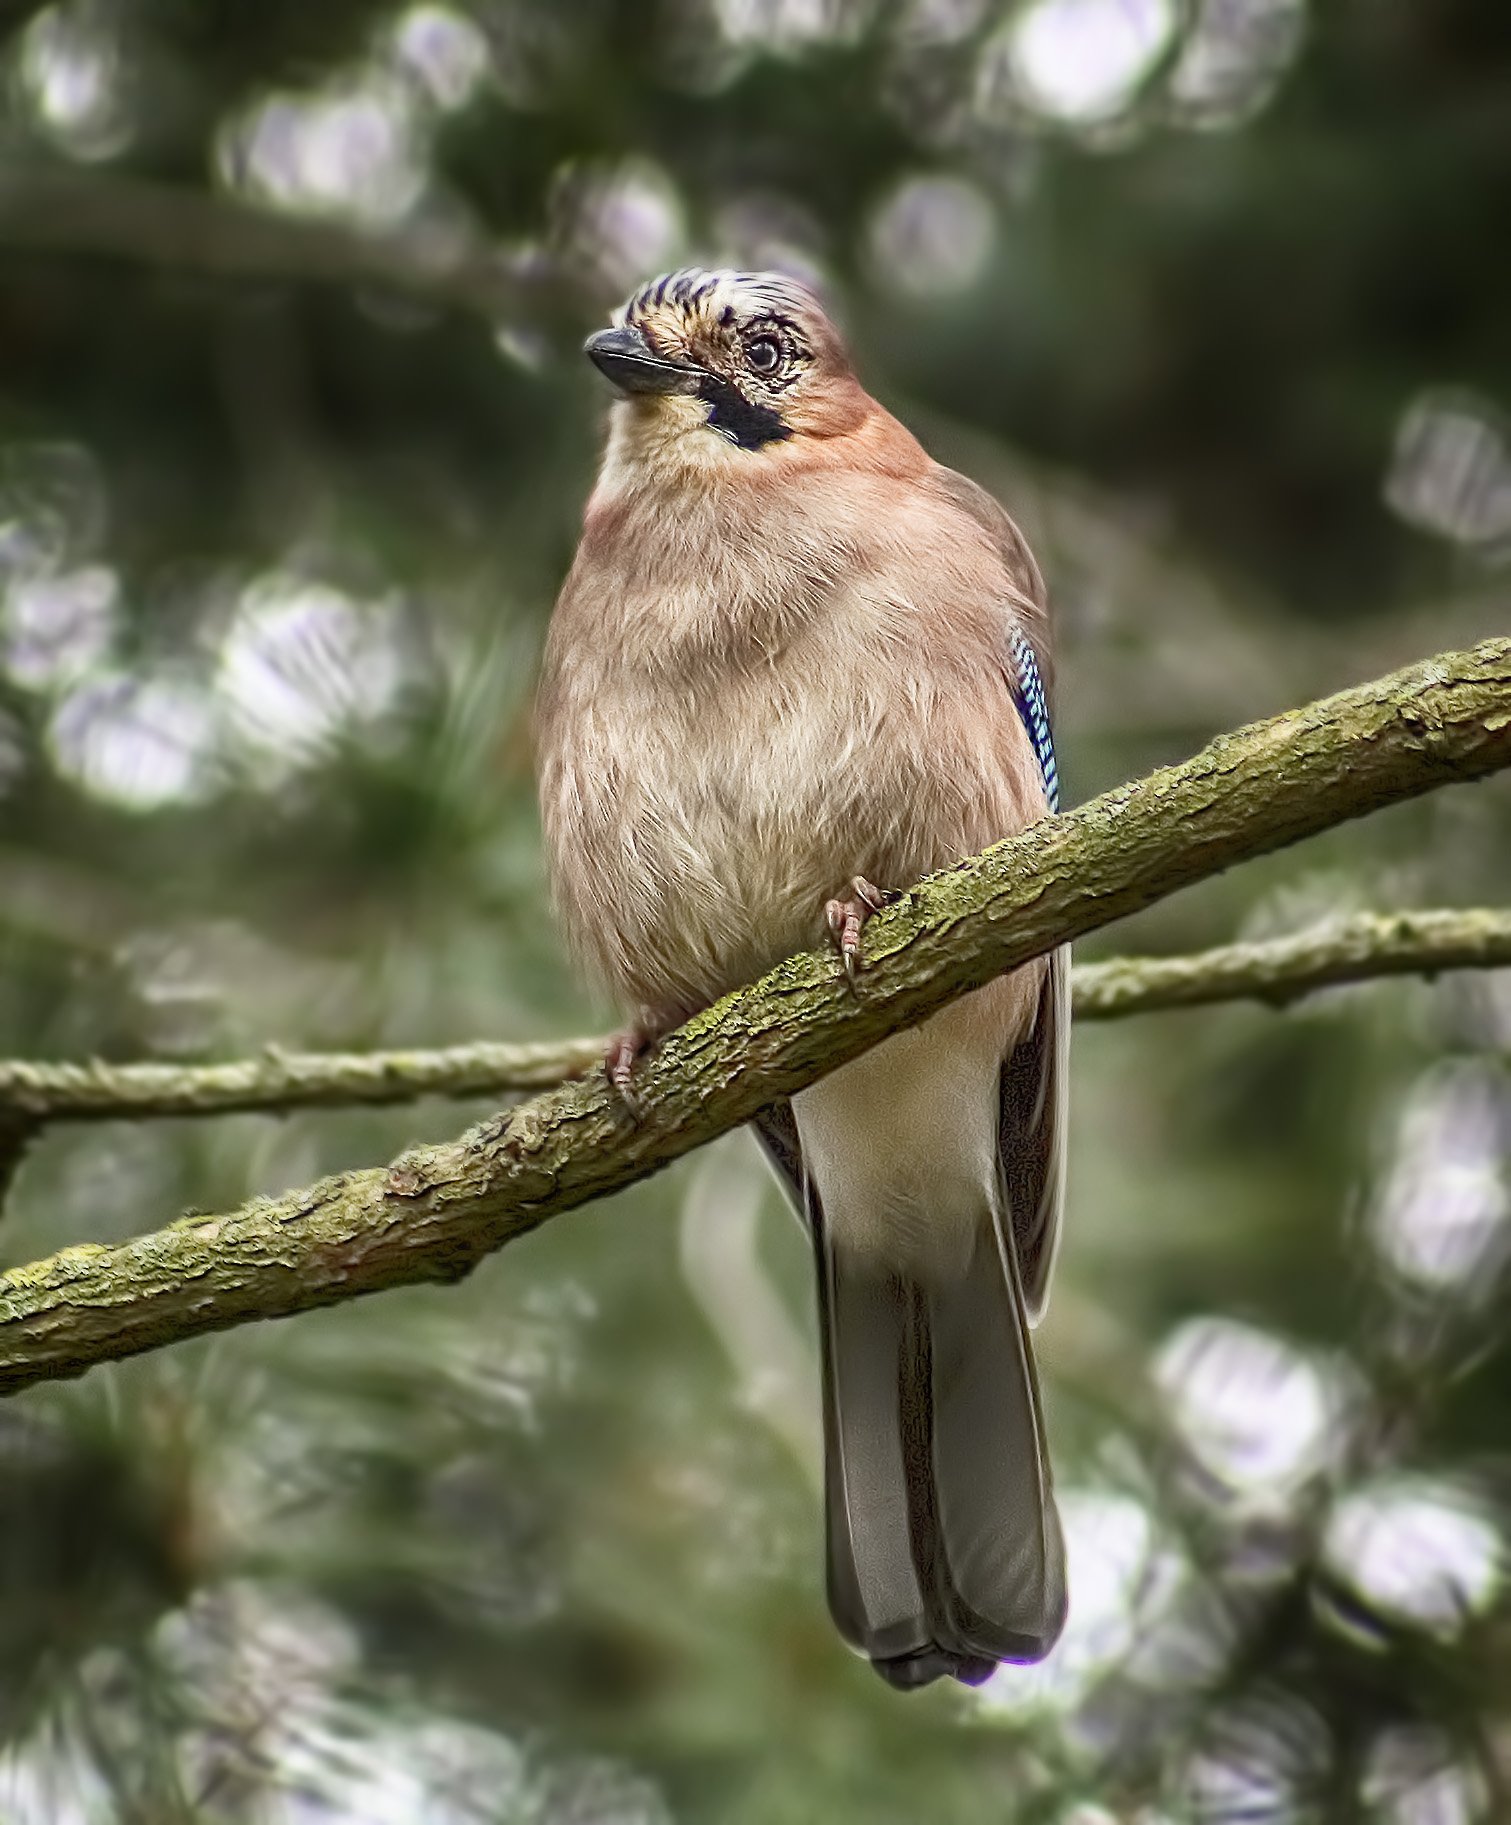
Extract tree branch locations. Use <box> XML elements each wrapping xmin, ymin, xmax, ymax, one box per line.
<box><xmin>1069</xmin><ymin>906</ymin><xmax>1511</xmax><ymax>1018</ymax></box>
<box><xmin>0</xmin><ymin>639</ymin><xmax>1506</xmax><ymax>1396</ymax></box>
<box><xmin>0</xmin><ymin>1038</ymin><xmax>606</xmax><ymax>1124</ymax></box>
<box><xmin>1</xmin><ymin>908</ymin><xmax>1506</xmax><ymax>1127</ymax></box>
<box><xmin>0</xmin><ymin>170</ymin><xmax>561</xmax><ymax>326</ymax></box>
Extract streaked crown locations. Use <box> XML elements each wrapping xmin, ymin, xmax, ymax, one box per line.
<box><xmin>585</xmin><ymin>266</ymin><xmax>865</xmax><ymax>451</ymax></box>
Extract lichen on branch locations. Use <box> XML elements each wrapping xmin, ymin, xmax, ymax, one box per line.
<box><xmin>0</xmin><ymin>638</ymin><xmax>1506</xmax><ymax>1397</ymax></box>
<box><xmin>0</xmin><ymin>910</ymin><xmax>1505</xmax><ymax>1126</ymax></box>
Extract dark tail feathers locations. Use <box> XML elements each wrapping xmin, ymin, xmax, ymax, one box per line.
<box><xmin>813</xmin><ymin>1201</ymin><xmax>1066</xmax><ymax>1690</ymax></box>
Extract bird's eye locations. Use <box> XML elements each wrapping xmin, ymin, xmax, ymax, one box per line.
<box><xmin>745</xmin><ymin>335</ymin><xmax>782</xmax><ymax>376</ymax></box>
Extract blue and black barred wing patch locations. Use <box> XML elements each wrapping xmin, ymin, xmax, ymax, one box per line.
<box><xmin>1009</xmin><ymin>629</ymin><xmax>1059</xmax><ymax>813</ymax></box>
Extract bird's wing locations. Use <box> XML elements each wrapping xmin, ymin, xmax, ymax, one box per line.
<box><xmin>997</xmin><ymin>942</ymin><xmax>1069</xmax><ymax>1322</ymax></box>
<box><xmin>1005</xmin><ymin>625</ymin><xmax>1059</xmax><ymax>814</ymax></box>
<box><xmin>924</xmin><ymin>464</ymin><xmax>1052</xmax><ymax>685</ymax></box>
<box><xmin>756</xmin><ymin>645</ymin><xmax>1069</xmax><ymax>1319</ymax></box>
<box><xmin>751</xmin><ymin>1100</ymin><xmax>808</xmax><ymax>1226</ymax></box>
<box><xmin>930</xmin><ymin>464</ymin><xmax>1066</xmax><ymax>1320</ymax></box>
<box><xmin>760</xmin><ymin>466</ymin><xmax>1068</xmax><ymax>1314</ymax></box>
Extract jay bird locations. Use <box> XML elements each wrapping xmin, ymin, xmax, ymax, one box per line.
<box><xmin>536</xmin><ymin>268</ymin><xmax>1068</xmax><ymax>1690</ymax></box>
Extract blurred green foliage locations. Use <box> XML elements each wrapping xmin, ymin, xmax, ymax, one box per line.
<box><xmin>0</xmin><ymin>0</ymin><xmax>1508</xmax><ymax>1819</ymax></box>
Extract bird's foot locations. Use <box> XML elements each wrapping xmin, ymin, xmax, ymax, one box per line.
<box><xmin>824</xmin><ymin>876</ymin><xmax>898</xmax><ymax>990</ymax></box>
<box><xmin>604</xmin><ymin>1007</ymin><xmax>681</xmax><ymax>1120</ymax></box>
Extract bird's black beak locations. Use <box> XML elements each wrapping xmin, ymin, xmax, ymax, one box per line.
<box><xmin>584</xmin><ymin>325</ymin><xmax>704</xmax><ymax>397</ymax></box>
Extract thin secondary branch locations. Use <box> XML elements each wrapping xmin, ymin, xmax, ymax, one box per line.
<box><xmin>0</xmin><ymin>639</ymin><xmax>1506</xmax><ymax>1396</ymax></box>
<box><xmin>0</xmin><ymin>170</ymin><xmax>562</xmax><ymax>326</ymax></box>
<box><xmin>0</xmin><ymin>909</ymin><xmax>1506</xmax><ymax>1126</ymax></box>
<box><xmin>0</xmin><ymin>1037</ymin><xmax>606</xmax><ymax>1125</ymax></box>
<box><xmin>1069</xmin><ymin>906</ymin><xmax>1511</xmax><ymax>1018</ymax></box>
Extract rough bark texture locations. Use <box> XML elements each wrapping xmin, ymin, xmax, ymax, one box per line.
<box><xmin>1069</xmin><ymin>906</ymin><xmax>1511</xmax><ymax>1017</ymax></box>
<box><xmin>0</xmin><ymin>1038</ymin><xmax>608</xmax><ymax>1123</ymax></box>
<box><xmin>0</xmin><ymin>910</ymin><xmax>1506</xmax><ymax>1124</ymax></box>
<box><xmin>0</xmin><ymin>639</ymin><xmax>1506</xmax><ymax>1396</ymax></box>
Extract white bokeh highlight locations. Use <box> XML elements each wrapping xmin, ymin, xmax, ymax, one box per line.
<box><xmin>213</xmin><ymin>573</ymin><xmax>406</xmax><ymax>780</ymax></box>
<box><xmin>1187</xmin><ymin>1691</ymin><xmax>1330</xmax><ymax>1824</ymax></box>
<box><xmin>867</xmin><ymin>175</ymin><xmax>996</xmax><ymax>297</ymax></box>
<box><xmin>713</xmin><ymin>0</ymin><xmax>874</xmax><ymax>53</ymax></box>
<box><xmin>1385</xmin><ymin>389</ymin><xmax>1511</xmax><ymax>546</ymax></box>
<box><xmin>48</xmin><ymin>670</ymin><xmax>218</xmax><ymax>810</ymax></box>
<box><xmin>1371</xmin><ymin>1063</ymin><xmax>1511</xmax><ymax>1293</ymax></box>
<box><xmin>388</xmin><ymin>4</ymin><xmax>491</xmax><ymax>113</ymax></box>
<box><xmin>1169</xmin><ymin>0</ymin><xmax>1307</xmax><ymax>128</ymax></box>
<box><xmin>218</xmin><ymin>74</ymin><xmax>428</xmax><ymax>228</ymax></box>
<box><xmin>898</xmin><ymin>0</ymin><xmax>990</xmax><ymax>46</ymax></box>
<box><xmin>1362</xmin><ymin>1726</ymin><xmax>1488</xmax><ymax>1825</ymax></box>
<box><xmin>1324</xmin><ymin>1479</ymin><xmax>1501</xmax><ymax>1639</ymax></box>
<box><xmin>2</xmin><ymin>565</ymin><xmax>117</xmax><ymax>692</ymax></box>
<box><xmin>1007</xmin><ymin>0</ymin><xmax>1175</xmax><ymax>124</ymax></box>
<box><xmin>1156</xmin><ymin>1317</ymin><xmax>1349</xmax><ymax>1498</ymax></box>
<box><xmin>977</xmin><ymin>1488</ymin><xmax>1184</xmax><ymax>1713</ymax></box>
<box><xmin>550</xmin><ymin>158</ymin><xmax>685</xmax><ymax>296</ymax></box>
<box><xmin>16</xmin><ymin>2</ymin><xmax>132</xmax><ymax>162</ymax></box>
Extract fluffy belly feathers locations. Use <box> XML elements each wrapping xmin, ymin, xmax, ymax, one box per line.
<box><xmin>543</xmin><ymin>635</ymin><xmax>1039</xmax><ymax>1017</ymax></box>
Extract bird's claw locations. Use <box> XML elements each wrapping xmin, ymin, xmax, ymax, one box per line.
<box><xmin>824</xmin><ymin>876</ymin><xmax>896</xmax><ymax>992</ymax></box>
<box><xmin>603</xmin><ymin>1005</ymin><xmax>686</xmax><ymax>1122</ymax></box>
<box><xmin>605</xmin><ymin>1030</ymin><xmax>648</xmax><ymax>1121</ymax></box>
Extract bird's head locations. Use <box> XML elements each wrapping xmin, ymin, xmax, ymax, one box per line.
<box><xmin>584</xmin><ymin>268</ymin><xmax>872</xmax><ymax>472</ymax></box>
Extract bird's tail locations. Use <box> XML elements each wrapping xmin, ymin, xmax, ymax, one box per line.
<box><xmin>812</xmin><ymin>1193</ymin><xmax>1066</xmax><ymax>1690</ymax></box>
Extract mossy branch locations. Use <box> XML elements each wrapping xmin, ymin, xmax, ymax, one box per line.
<box><xmin>1069</xmin><ymin>906</ymin><xmax>1511</xmax><ymax>1017</ymax></box>
<box><xmin>0</xmin><ymin>639</ymin><xmax>1506</xmax><ymax>1397</ymax></box>
<box><xmin>0</xmin><ymin>908</ymin><xmax>1506</xmax><ymax>1126</ymax></box>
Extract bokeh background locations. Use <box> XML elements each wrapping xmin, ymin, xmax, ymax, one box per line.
<box><xmin>0</xmin><ymin>1</ymin><xmax>1508</xmax><ymax>1819</ymax></box>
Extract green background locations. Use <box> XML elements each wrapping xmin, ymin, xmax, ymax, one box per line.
<box><xmin>0</xmin><ymin>0</ymin><xmax>1508</xmax><ymax>1818</ymax></box>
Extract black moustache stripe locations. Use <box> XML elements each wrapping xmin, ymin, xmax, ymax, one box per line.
<box><xmin>699</xmin><ymin>376</ymin><xmax>791</xmax><ymax>450</ymax></box>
